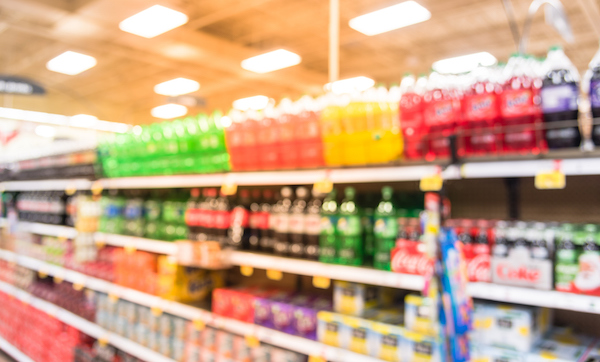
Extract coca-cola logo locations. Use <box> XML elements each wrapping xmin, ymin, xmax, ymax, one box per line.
<box><xmin>495</xmin><ymin>263</ymin><xmax>540</xmax><ymax>282</ymax></box>
<box><xmin>467</xmin><ymin>254</ymin><xmax>491</xmax><ymax>282</ymax></box>
<box><xmin>391</xmin><ymin>250</ymin><xmax>433</xmax><ymax>275</ymax></box>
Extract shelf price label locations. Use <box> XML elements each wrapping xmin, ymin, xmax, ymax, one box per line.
<box><xmin>245</xmin><ymin>335</ymin><xmax>260</xmax><ymax>348</ymax></box>
<box><xmin>308</xmin><ymin>357</ymin><xmax>326</xmax><ymax>362</ymax></box>
<box><xmin>65</xmin><ymin>182</ymin><xmax>77</xmax><ymax>196</ymax></box>
<box><xmin>73</xmin><ymin>282</ymin><xmax>85</xmax><ymax>291</ymax></box>
<box><xmin>266</xmin><ymin>269</ymin><xmax>283</xmax><ymax>281</ymax></box>
<box><xmin>38</xmin><ymin>269</ymin><xmax>48</xmax><ymax>279</ymax></box>
<box><xmin>95</xmin><ymin>234</ymin><xmax>106</xmax><ymax>249</ymax></box>
<box><xmin>193</xmin><ymin>319</ymin><xmax>206</xmax><ymax>331</ymax></box>
<box><xmin>91</xmin><ymin>181</ymin><xmax>103</xmax><ymax>196</ymax></box>
<box><xmin>108</xmin><ymin>293</ymin><xmax>119</xmax><ymax>303</ymax></box>
<box><xmin>314</xmin><ymin>171</ymin><xmax>333</xmax><ymax>194</ymax></box>
<box><xmin>221</xmin><ymin>174</ymin><xmax>238</xmax><ymax>196</ymax></box>
<box><xmin>124</xmin><ymin>244</ymin><xmax>136</xmax><ymax>254</ymax></box>
<box><xmin>420</xmin><ymin>167</ymin><xmax>443</xmax><ymax>192</ymax></box>
<box><xmin>240</xmin><ymin>265</ymin><xmax>254</xmax><ymax>277</ymax></box>
<box><xmin>535</xmin><ymin>169</ymin><xmax>565</xmax><ymax>190</ymax></box>
<box><xmin>151</xmin><ymin>306</ymin><xmax>163</xmax><ymax>317</ymax></box>
<box><xmin>312</xmin><ymin>276</ymin><xmax>331</xmax><ymax>289</ymax></box>
<box><xmin>98</xmin><ymin>335</ymin><xmax>109</xmax><ymax>347</ymax></box>
<box><xmin>53</xmin><ymin>275</ymin><xmax>64</xmax><ymax>284</ymax></box>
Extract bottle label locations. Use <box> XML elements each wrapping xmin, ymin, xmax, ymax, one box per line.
<box><xmin>305</xmin><ymin>214</ymin><xmax>321</xmax><ymax>236</ymax></box>
<box><xmin>464</xmin><ymin>94</ymin><xmax>498</xmax><ymax>121</ymax></box>
<box><xmin>269</xmin><ymin>212</ymin><xmax>279</xmax><ymax>230</ymax></box>
<box><xmin>424</xmin><ymin>100</ymin><xmax>460</xmax><ymax>126</ymax></box>
<box><xmin>320</xmin><ymin>216</ymin><xmax>337</xmax><ymax>235</ymax></box>
<box><xmin>276</xmin><ymin>214</ymin><xmax>289</xmax><ymax>233</ymax></box>
<box><xmin>591</xmin><ymin>80</ymin><xmax>600</xmax><ymax>108</ymax></box>
<box><xmin>230</xmin><ymin>207</ymin><xmax>249</xmax><ymax>228</ymax></box>
<box><xmin>541</xmin><ymin>84</ymin><xmax>578</xmax><ymax>113</ymax></box>
<box><xmin>249</xmin><ymin>211</ymin><xmax>269</xmax><ymax>230</ymax></box>
<box><xmin>374</xmin><ymin>217</ymin><xmax>398</xmax><ymax>239</ymax></box>
<box><xmin>214</xmin><ymin>211</ymin><xmax>231</xmax><ymax>229</ymax></box>
<box><xmin>337</xmin><ymin>216</ymin><xmax>362</xmax><ymax>237</ymax></box>
<box><xmin>289</xmin><ymin>213</ymin><xmax>305</xmax><ymax>234</ymax></box>
<box><xmin>500</xmin><ymin>89</ymin><xmax>535</xmax><ymax>117</ymax></box>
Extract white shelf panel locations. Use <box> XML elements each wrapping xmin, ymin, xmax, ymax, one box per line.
<box><xmin>0</xmin><ymin>335</ymin><xmax>35</xmax><ymax>362</ymax></box>
<box><xmin>0</xmin><ymin>250</ymin><xmax>385</xmax><ymax>362</ymax></box>
<box><xmin>16</xmin><ymin>221</ymin><xmax>78</xmax><ymax>238</ymax></box>
<box><xmin>1</xmin><ymin>178</ymin><xmax>93</xmax><ymax>191</ymax></box>
<box><xmin>0</xmin><ymin>280</ymin><xmax>174</xmax><ymax>362</ymax></box>
<box><xmin>227</xmin><ymin>250</ymin><xmax>425</xmax><ymax>291</ymax></box>
<box><xmin>94</xmin><ymin>232</ymin><xmax>178</xmax><ymax>255</ymax></box>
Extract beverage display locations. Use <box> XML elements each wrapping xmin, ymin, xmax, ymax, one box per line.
<box><xmin>336</xmin><ymin>187</ymin><xmax>363</xmax><ymax>266</ymax></box>
<box><xmin>0</xmin><ymin>150</ymin><xmax>98</xmax><ymax>182</ymax></box>
<box><xmin>588</xmin><ymin>44</ymin><xmax>600</xmax><ymax>146</ymax></box>
<box><xmin>16</xmin><ymin>191</ymin><xmax>67</xmax><ymax>225</ymax></box>
<box><xmin>373</xmin><ymin>186</ymin><xmax>398</xmax><ymax>270</ymax></box>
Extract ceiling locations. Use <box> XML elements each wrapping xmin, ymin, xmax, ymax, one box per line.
<box><xmin>0</xmin><ymin>0</ymin><xmax>599</xmax><ymax>125</ymax></box>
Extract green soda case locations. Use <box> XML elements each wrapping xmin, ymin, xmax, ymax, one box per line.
<box><xmin>555</xmin><ymin>223</ymin><xmax>579</xmax><ymax>290</ymax></box>
<box><xmin>319</xmin><ymin>189</ymin><xmax>338</xmax><ymax>264</ymax></box>
<box><xmin>373</xmin><ymin>186</ymin><xmax>398</xmax><ymax>271</ymax></box>
<box><xmin>337</xmin><ymin>187</ymin><xmax>363</xmax><ymax>266</ymax></box>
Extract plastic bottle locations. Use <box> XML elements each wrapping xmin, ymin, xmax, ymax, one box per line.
<box><xmin>296</xmin><ymin>96</ymin><xmax>325</xmax><ymax>168</ymax></box>
<box><xmin>257</xmin><ymin>106</ymin><xmax>281</xmax><ymax>170</ymax></box>
<box><xmin>343</xmin><ymin>92</ymin><xmax>369</xmax><ymax>165</ymax></box>
<box><xmin>289</xmin><ymin>186</ymin><xmax>309</xmax><ymax>258</ymax></box>
<box><xmin>320</xmin><ymin>94</ymin><xmax>345</xmax><ymax>166</ymax></box>
<box><xmin>500</xmin><ymin>54</ymin><xmax>544</xmax><ymax>154</ymax></box>
<box><xmin>224</xmin><ymin>110</ymin><xmax>246</xmax><ymax>171</ymax></box>
<box><xmin>228</xmin><ymin>189</ymin><xmax>251</xmax><ymax>249</ymax></box>
<box><xmin>555</xmin><ymin>223</ymin><xmax>578</xmax><ymax>291</ymax></box>
<box><xmin>423</xmin><ymin>72</ymin><xmax>462</xmax><ymax>159</ymax></box>
<box><xmin>587</xmin><ymin>44</ymin><xmax>600</xmax><ymax>145</ymax></box>
<box><xmin>461</xmin><ymin>67</ymin><xmax>502</xmax><ymax>156</ymax></box>
<box><xmin>373</xmin><ymin>186</ymin><xmax>398</xmax><ymax>270</ymax></box>
<box><xmin>541</xmin><ymin>46</ymin><xmax>581</xmax><ymax>148</ymax></box>
<box><xmin>278</xmin><ymin>99</ymin><xmax>300</xmax><ymax>169</ymax></box>
<box><xmin>337</xmin><ymin>187</ymin><xmax>363</xmax><ymax>266</ymax></box>
<box><xmin>305</xmin><ymin>188</ymin><xmax>323</xmax><ymax>261</ymax></box>
<box><xmin>400</xmin><ymin>74</ymin><xmax>427</xmax><ymax>159</ymax></box>
<box><xmin>319</xmin><ymin>189</ymin><xmax>338</xmax><ymax>264</ymax></box>
<box><xmin>274</xmin><ymin>187</ymin><xmax>293</xmax><ymax>256</ymax></box>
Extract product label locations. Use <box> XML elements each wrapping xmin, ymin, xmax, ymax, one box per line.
<box><xmin>541</xmin><ymin>84</ymin><xmax>578</xmax><ymax>113</ymax></box>
<box><xmin>289</xmin><ymin>213</ymin><xmax>305</xmax><ymax>234</ymax></box>
<box><xmin>591</xmin><ymin>80</ymin><xmax>600</xmax><ymax>108</ymax></box>
<box><xmin>425</xmin><ymin>100</ymin><xmax>460</xmax><ymax>126</ymax></box>
<box><xmin>391</xmin><ymin>239</ymin><xmax>434</xmax><ymax>275</ymax></box>
<box><xmin>214</xmin><ymin>211</ymin><xmax>231</xmax><ymax>229</ymax></box>
<box><xmin>491</xmin><ymin>257</ymin><xmax>552</xmax><ymax>290</ymax></box>
<box><xmin>500</xmin><ymin>89</ymin><xmax>536</xmax><ymax>118</ymax></box>
<box><xmin>276</xmin><ymin>214</ymin><xmax>289</xmax><ymax>233</ymax></box>
<box><xmin>374</xmin><ymin>217</ymin><xmax>398</xmax><ymax>239</ymax></box>
<box><xmin>249</xmin><ymin>211</ymin><xmax>269</xmax><ymax>230</ymax></box>
<box><xmin>305</xmin><ymin>214</ymin><xmax>321</xmax><ymax>235</ymax></box>
<box><xmin>337</xmin><ymin>216</ymin><xmax>362</xmax><ymax>237</ymax></box>
<box><xmin>464</xmin><ymin>94</ymin><xmax>498</xmax><ymax>121</ymax></box>
<box><xmin>320</xmin><ymin>216</ymin><xmax>337</xmax><ymax>235</ymax></box>
<box><xmin>230</xmin><ymin>207</ymin><xmax>249</xmax><ymax>228</ymax></box>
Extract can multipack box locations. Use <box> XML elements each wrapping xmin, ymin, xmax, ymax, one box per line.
<box><xmin>526</xmin><ymin>328</ymin><xmax>596</xmax><ymax>362</ymax></box>
<box><xmin>404</xmin><ymin>294</ymin><xmax>435</xmax><ymax>336</ymax></box>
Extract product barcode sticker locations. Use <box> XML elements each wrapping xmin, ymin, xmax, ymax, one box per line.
<box><xmin>240</xmin><ymin>266</ymin><xmax>254</xmax><ymax>277</ymax></box>
<box><xmin>312</xmin><ymin>276</ymin><xmax>331</xmax><ymax>289</ymax></box>
<box><xmin>266</xmin><ymin>269</ymin><xmax>283</xmax><ymax>281</ymax></box>
<box><xmin>535</xmin><ymin>170</ymin><xmax>565</xmax><ymax>189</ymax></box>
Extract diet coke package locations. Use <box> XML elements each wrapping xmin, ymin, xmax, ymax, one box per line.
<box><xmin>491</xmin><ymin>221</ymin><xmax>554</xmax><ymax>290</ymax></box>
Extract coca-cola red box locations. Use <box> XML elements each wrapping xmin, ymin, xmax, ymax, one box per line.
<box><xmin>491</xmin><ymin>250</ymin><xmax>553</xmax><ymax>290</ymax></box>
<box><xmin>391</xmin><ymin>239</ymin><xmax>434</xmax><ymax>276</ymax></box>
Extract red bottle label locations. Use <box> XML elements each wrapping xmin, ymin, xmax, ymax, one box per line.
<box><xmin>462</xmin><ymin>243</ymin><xmax>491</xmax><ymax>282</ymax></box>
<box><xmin>464</xmin><ymin>94</ymin><xmax>498</xmax><ymax>122</ymax></box>
<box><xmin>500</xmin><ymin>89</ymin><xmax>534</xmax><ymax>118</ymax></box>
<box><xmin>390</xmin><ymin>239</ymin><xmax>434</xmax><ymax>275</ymax></box>
<box><xmin>425</xmin><ymin>100</ymin><xmax>460</xmax><ymax>126</ymax></box>
<box><xmin>249</xmin><ymin>212</ymin><xmax>270</xmax><ymax>230</ymax></box>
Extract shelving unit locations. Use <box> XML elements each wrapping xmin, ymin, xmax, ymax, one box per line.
<box><xmin>3</xmin><ymin>156</ymin><xmax>600</xmax><ymax>191</ymax></box>
<box><xmin>0</xmin><ymin>280</ymin><xmax>174</xmax><ymax>362</ymax></box>
<box><xmin>0</xmin><ymin>335</ymin><xmax>35</xmax><ymax>362</ymax></box>
<box><xmin>0</xmin><ymin>250</ymin><xmax>386</xmax><ymax>362</ymax></box>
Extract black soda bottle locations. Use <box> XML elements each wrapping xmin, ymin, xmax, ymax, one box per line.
<box><xmin>305</xmin><ymin>188</ymin><xmax>323</xmax><ymax>261</ymax></box>
<box><xmin>228</xmin><ymin>189</ymin><xmax>251</xmax><ymax>249</ymax></box>
<box><xmin>274</xmin><ymin>187</ymin><xmax>293</xmax><ymax>256</ymax></box>
<box><xmin>289</xmin><ymin>187</ymin><xmax>309</xmax><ymax>258</ymax></box>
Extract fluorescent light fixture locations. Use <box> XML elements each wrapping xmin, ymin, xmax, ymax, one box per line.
<box><xmin>151</xmin><ymin>103</ymin><xmax>188</xmax><ymax>119</ymax></box>
<box><xmin>241</xmin><ymin>49</ymin><xmax>302</xmax><ymax>73</ymax></box>
<box><xmin>232</xmin><ymin>95</ymin><xmax>270</xmax><ymax>111</ymax></box>
<box><xmin>324</xmin><ymin>76</ymin><xmax>375</xmax><ymax>94</ymax></box>
<box><xmin>119</xmin><ymin>5</ymin><xmax>188</xmax><ymax>38</ymax></box>
<box><xmin>432</xmin><ymin>52</ymin><xmax>497</xmax><ymax>74</ymax></box>
<box><xmin>35</xmin><ymin>125</ymin><xmax>57</xmax><ymax>138</ymax></box>
<box><xmin>154</xmin><ymin>77</ymin><xmax>200</xmax><ymax>96</ymax></box>
<box><xmin>220</xmin><ymin>116</ymin><xmax>232</xmax><ymax>127</ymax></box>
<box><xmin>46</xmin><ymin>51</ymin><xmax>97</xmax><ymax>75</ymax></box>
<box><xmin>349</xmin><ymin>1</ymin><xmax>431</xmax><ymax>36</ymax></box>
<box><xmin>0</xmin><ymin>107</ymin><xmax>130</xmax><ymax>133</ymax></box>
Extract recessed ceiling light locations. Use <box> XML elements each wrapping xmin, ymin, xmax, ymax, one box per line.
<box><xmin>432</xmin><ymin>52</ymin><xmax>497</xmax><ymax>74</ymax></box>
<box><xmin>151</xmin><ymin>103</ymin><xmax>188</xmax><ymax>119</ymax></box>
<box><xmin>119</xmin><ymin>5</ymin><xmax>188</xmax><ymax>38</ymax></box>
<box><xmin>241</xmin><ymin>49</ymin><xmax>302</xmax><ymax>73</ymax></box>
<box><xmin>46</xmin><ymin>51</ymin><xmax>97</xmax><ymax>75</ymax></box>
<box><xmin>324</xmin><ymin>76</ymin><xmax>375</xmax><ymax>94</ymax></box>
<box><xmin>154</xmin><ymin>78</ymin><xmax>200</xmax><ymax>96</ymax></box>
<box><xmin>232</xmin><ymin>96</ymin><xmax>270</xmax><ymax>111</ymax></box>
<box><xmin>349</xmin><ymin>1</ymin><xmax>431</xmax><ymax>36</ymax></box>
<box><xmin>35</xmin><ymin>125</ymin><xmax>57</xmax><ymax>138</ymax></box>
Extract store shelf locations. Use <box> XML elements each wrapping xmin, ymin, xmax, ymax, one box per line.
<box><xmin>94</xmin><ymin>232</ymin><xmax>178</xmax><ymax>255</ymax></box>
<box><xmin>1</xmin><ymin>178</ymin><xmax>93</xmax><ymax>191</ymax></box>
<box><xmin>0</xmin><ymin>280</ymin><xmax>174</xmax><ymax>362</ymax></box>
<box><xmin>16</xmin><ymin>221</ymin><xmax>78</xmax><ymax>239</ymax></box>
<box><xmin>0</xmin><ymin>250</ymin><xmax>386</xmax><ymax>362</ymax></box>
<box><xmin>0</xmin><ymin>335</ymin><xmax>35</xmax><ymax>362</ymax></box>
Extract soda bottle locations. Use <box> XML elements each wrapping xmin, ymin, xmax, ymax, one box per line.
<box><xmin>123</xmin><ymin>196</ymin><xmax>144</xmax><ymax>237</ymax></box>
<box><xmin>248</xmin><ymin>189</ymin><xmax>262</xmax><ymax>251</ymax></box>
<box><xmin>541</xmin><ymin>46</ymin><xmax>581</xmax><ymax>148</ymax></box>
<box><xmin>461</xmin><ymin>67</ymin><xmax>502</xmax><ymax>156</ymax></box>
<box><xmin>529</xmin><ymin>222</ymin><xmax>550</xmax><ymax>260</ymax></box>
<box><xmin>224</xmin><ymin>110</ymin><xmax>246</xmax><ymax>171</ymax></box>
<box><xmin>555</xmin><ymin>223</ymin><xmax>578</xmax><ymax>291</ymax></box>
<box><xmin>256</xmin><ymin>106</ymin><xmax>281</xmax><ymax>170</ymax></box>
<box><xmin>400</xmin><ymin>74</ymin><xmax>427</xmax><ymax>159</ymax></box>
<box><xmin>337</xmin><ymin>187</ymin><xmax>363</xmax><ymax>266</ymax></box>
<box><xmin>509</xmin><ymin>221</ymin><xmax>530</xmax><ymax>258</ymax></box>
<box><xmin>373</xmin><ymin>186</ymin><xmax>398</xmax><ymax>270</ymax></box>
<box><xmin>289</xmin><ymin>187</ymin><xmax>309</xmax><ymax>258</ymax></box>
<box><xmin>277</xmin><ymin>99</ymin><xmax>300</xmax><ymax>169</ymax></box>
<box><xmin>213</xmin><ymin>190</ymin><xmax>232</xmax><ymax>246</ymax></box>
<box><xmin>587</xmin><ymin>44</ymin><xmax>600</xmax><ymax>145</ymax></box>
<box><xmin>274</xmin><ymin>187</ymin><xmax>293</xmax><ymax>256</ymax></box>
<box><xmin>185</xmin><ymin>188</ymin><xmax>202</xmax><ymax>241</ymax></box>
<box><xmin>320</xmin><ymin>94</ymin><xmax>345</xmax><ymax>166</ymax></box>
<box><xmin>500</xmin><ymin>54</ymin><xmax>543</xmax><ymax>154</ymax></box>
<box><xmin>492</xmin><ymin>220</ymin><xmax>510</xmax><ymax>257</ymax></box>
<box><xmin>343</xmin><ymin>93</ymin><xmax>369</xmax><ymax>165</ymax></box>
<box><xmin>200</xmin><ymin>188</ymin><xmax>218</xmax><ymax>241</ymax></box>
<box><xmin>319</xmin><ymin>189</ymin><xmax>338</xmax><ymax>264</ymax></box>
<box><xmin>296</xmin><ymin>96</ymin><xmax>325</xmax><ymax>168</ymax></box>
<box><xmin>208</xmin><ymin>110</ymin><xmax>231</xmax><ymax>172</ymax></box>
<box><xmin>305</xmin><ymin>188</ymin><xmax>323</xmax><ymax>261</ymax></box>
<box><xmin>361</xmin><ymin>192</ymin><xmax>376</xmax><ymax>266</ymax></box>
<box><xmin>423</xmin><ymin>72</ymin><xmax>462</xmax><ymax>160</ymax></box>
<box><xmin>264</xmin><ymin>189</ymin><xmax>279</xmax><ymax>254</ymax></box>
<box><xmin>144</xmin><ymin>192</ymin><xmax>162</xmax><ymax>240</ymax></box>
<box><xmin>228</xmin><ymin>189</ymin><xmax>251</xmax><ymax>249</ymax></box>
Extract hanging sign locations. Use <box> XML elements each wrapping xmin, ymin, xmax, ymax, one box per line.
<box><xmin>0</xmin><ymin>76</ymin><xmax>45</xmax><ymax>95</ymax></box>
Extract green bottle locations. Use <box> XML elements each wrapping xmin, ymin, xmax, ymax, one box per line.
<box><xmin>361</xmin><ymin>193</ymin><xmax>376</xmax><ymax>266</ymax></box>
<box><xmin>319</xmin><ymin>189</ymin><xmax>338</xmax><ymax>264</ymax></box>
<box><xmin>373</xmin><ymin>186</ymin><xmax>398</xmax><ymax>270</ymax></box>
<box><xmin>337</xmin><ymin>187</ymin><xmax>363</xmax><ymax>266</ymax></box>
<box><xmin>555</xmin><ymin>223</ymin><xmax>579</xmax><ymax>290</ymax></box>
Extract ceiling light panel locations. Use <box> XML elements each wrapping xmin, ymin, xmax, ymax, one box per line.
<box><xmin>241</xmin><ymin>49</ymin><xmax>302</xmax><ymax>73</ymax></box>
<box><xmin>119</xmin><ymin>5</ymin><xmax>188</xmax><ymax>38</ymax></box>
<box><xmin>324</xmin><ymin>76</ymin><xmax>375</xmax><ymax>94</ymax></box>
<box><xmin>151</xmin><ymin>104</ymin><xmax>188</xmax><ymax>119</ymax></box>
<box><xmin>154</xmin><ymin>78</ymin><xmax>200</xmax><ymax>96</ymax></box>
<box><xmin>432</xmin><ymin>52</ymin><xmax>497</xmax><ymax>74</ymax></box>
<box><xmin>46</xmin><ymin>51</ymin><xmax>97</xmax><ymax>75</ymax></box>
<box><xmin>349</xmin><ymin>1</ymin><xmax>431</xmax><ymax>36</ymax></box>
<box><xmin>232</xmin><ymin>96</ymin><xmax>270</xmax><ymax>111</ymax></box>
